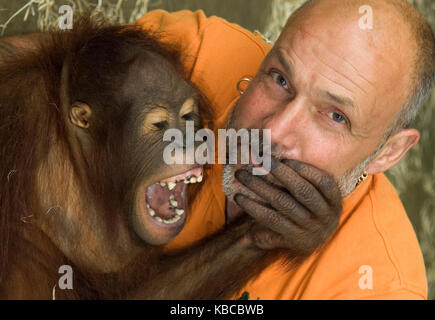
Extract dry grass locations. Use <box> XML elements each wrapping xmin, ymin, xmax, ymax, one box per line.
<box><xmin>263</xmin><ymin>0</ymin><xmax>306</xmax><ymax>42</ymax></box>
<box><xmin>0</xmin><ymin>0</ymin><xmax>149</xmax><ymax>35</ymax></box>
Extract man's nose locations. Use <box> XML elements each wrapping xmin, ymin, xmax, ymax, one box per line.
<box><xmin>262</xmin><ymin>99</ymin><xmax>306</xmax><ymax>152</ymax></box>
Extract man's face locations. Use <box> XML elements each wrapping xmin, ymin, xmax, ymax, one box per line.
<box><xmin>226</xmin><ymin>9</ymin><xmax>413</xmax><ymax>196</ymax></box>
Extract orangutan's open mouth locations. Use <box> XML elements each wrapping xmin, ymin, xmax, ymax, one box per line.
<box><xmin>144</xmin><ymin>167</ymin><xmax>203</xmax><ymax>225</ymax></box>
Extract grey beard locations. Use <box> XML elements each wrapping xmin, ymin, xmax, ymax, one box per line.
<box><xmin>222</xmin><ymin>164</ymin><xmax>238</xmax><ymax>203</ymax></box>
<box><xmin>222</xmin><ymin>105</ymin><xmax>272</xmax><ymax>204</ymax></box>
<box><xmin>336</xmin><ymin>154</ymin><xmax>374</xmax><ymax>197</ymax></box>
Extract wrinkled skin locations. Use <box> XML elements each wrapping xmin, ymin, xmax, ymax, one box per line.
<box><xmin>235</xmin><ymin>158</ymin><xmax>341</xmax><ymax>256</ymax></box>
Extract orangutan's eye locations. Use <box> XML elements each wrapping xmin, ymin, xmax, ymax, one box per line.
<box><xmin>153</xmin><ymin>121</ymin><xmax>168</xmax><ymax>130</ymax></box>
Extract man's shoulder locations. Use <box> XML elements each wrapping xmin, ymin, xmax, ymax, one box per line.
<box><xmin>360</xmin><ymin>173</ymin><xmax>428</xmax><ymax>298</ymax></box>
<box><xmin>135</xmin><ymin>9</ymin><xmax>271</xmax><ymax>73</ymax></box>
<box><xmin>308</xmin><ymin>173</ymin><xmax>427</xmax><ymax>299</ymax></box>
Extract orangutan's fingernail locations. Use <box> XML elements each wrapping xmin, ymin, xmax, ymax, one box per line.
<box><xmin>234</xmin><ymin>193</ymin><xmax>244</xmax><ymax>204</ymax></box>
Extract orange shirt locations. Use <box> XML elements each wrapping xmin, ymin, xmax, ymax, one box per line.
<box><xmin>136</xmin><ymin>10</ymin><xmax>427</xmax><ymax>300</ymax></box>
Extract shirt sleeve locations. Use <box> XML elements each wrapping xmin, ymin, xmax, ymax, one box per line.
<box><xmin>135</xmin><ymin>9</ymin><xmax>209</xmax><ymax>79</ymax></box>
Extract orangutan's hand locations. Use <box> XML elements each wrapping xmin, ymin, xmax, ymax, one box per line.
<box><xmin>234</xmin><ymin>158</ymin><xmax>342</xmax><ymax>257</ymax></box>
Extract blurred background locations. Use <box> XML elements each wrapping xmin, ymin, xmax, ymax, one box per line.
<box><xmin>1</xmin><ymin>0</ymin><xmax>434</xmax><ymax>299</ymax></box>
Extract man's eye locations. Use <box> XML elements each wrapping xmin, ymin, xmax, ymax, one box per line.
<box><xmin>270</xmin><ymin>71</ymin><xmax>288</xmax><ymax>89</ymax></box>
<box><xmin>328</xmin><ymin>112</ymin><xmax>347</xmax><ymax>124</ymax></box>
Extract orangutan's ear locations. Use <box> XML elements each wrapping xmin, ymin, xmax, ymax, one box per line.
<box><xmin>70</xmin><ymin>102</ymin><xmax>92</xmax><ymax>129</ymax></box>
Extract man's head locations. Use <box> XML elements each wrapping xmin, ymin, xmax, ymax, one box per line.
<box><xmin>225</xmin><ymin>0</ymin><xmax>435</xmax><ymax>198</ymax></box>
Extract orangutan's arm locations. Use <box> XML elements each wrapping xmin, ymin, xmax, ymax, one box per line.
<box><xmin>127</xmin><ymin>216</ymin><xmax>279</xmax><ymax>300</ymax></box>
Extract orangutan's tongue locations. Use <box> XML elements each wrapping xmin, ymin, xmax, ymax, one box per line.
<box><xmin>146</xmin><ymin>182</ymin><xmax>186</xmax><ymax>220</ymax></box>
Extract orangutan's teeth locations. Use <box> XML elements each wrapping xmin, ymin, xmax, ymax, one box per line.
<box><xmin>175</xmin><ymin>209</ymin><xmax>184</xmax><ymax>216</ymax></box>
<box><xmin>197</xmin><ymin>175</ymin><xmax>203</xmax><ymax>183</ymax></box>
<box><xmin>184</xmin><ymin>179</ymin><xmax>190</xmax><ymax>184</ymax></box>
<box><xmin>160</xmin><ymin>182</ymin><xmax>166</xmax><ymax>187</ymax></box>
<box><xmin>155</xmin><ymin>217</ymin><xmax>163</xmax><ymax>223</ymax></box>
<box><xmin>148</xmin><ymin>208</ymin><xmax>155</xmax><ymax>217</ymax></box>
<box><xmin>190</xmin><ymin>177</ymin><xmax>197</xmax><ymax>184</ymax></box>
<box><xmin>162</xmin><ymin>215</ymin><xmax>180</xmax><ymax>224</ymax></box>
<box><xmin>169</xmin><ymin>194</ymin><xmax>174</xmax><ymax>200</ymax></box>
<box><xmin>168</xmin><ymin>182</ymin><xmax>177</xmax><ymax>190</ymax></box>
<box><xmin>146</xmin><ymin>203</ymin><xmax>150</xmax><ymax>209</ymax></box>
<box><xmin>170</xmin><ymin>215</ymin><xmax>181</xmax><ymax>223</ymax></box>
<box><xmin>170</xmin><ymin>199</ymin><xmax>178</xmax><ymax>207</ymax></box>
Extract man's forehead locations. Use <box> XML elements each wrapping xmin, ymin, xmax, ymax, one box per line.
<box><xmin>280</xmin><ymin>20</ymin><xmax>395</xmax><ymax>86</ymax></box>
<box><xmin>272</xmin><ymin>11</ymin><xmax>414</xmax><ymax>132</ymax></box>
<box><xmin>272</xmin><ymin>31</ymin><xmax>373</xmax><ymax>119</ymax></box>
<box><xmin>287</xmin><ymin>1</ymin><xmax>415</xmax><ymax>85</ymax></box>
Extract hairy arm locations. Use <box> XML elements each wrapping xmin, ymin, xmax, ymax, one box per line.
<box><xmin>125</xmin><ymin>216</ymin><xmax>279</xmax><ymax>300</ymax></box>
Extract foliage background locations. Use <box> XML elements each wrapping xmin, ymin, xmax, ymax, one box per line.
<box><xmin>1</xmin><ymin>0</ymin><xmax>434</xmax><ymax>299</ymax></box>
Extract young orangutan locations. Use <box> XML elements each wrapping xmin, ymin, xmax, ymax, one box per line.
<box><xmin>0</xmin><ymin>17</ymin><xmax>286</xmax><ymax>299</ymax></box>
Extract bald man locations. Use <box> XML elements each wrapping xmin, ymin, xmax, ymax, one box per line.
<box><xmin>225</xmin><ymin>0</ymin><xmax>434</xmax><ymax>298</ymax></box>
<box><xmin>136</xmin><ymin>0</ymin><xmax>434</xmax><ymax>299</ymax></box>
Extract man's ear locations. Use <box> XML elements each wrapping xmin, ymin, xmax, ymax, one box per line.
<box><xmin>366</xmin><ymin>129</ymin><xmax>420</xmax><ymax>175</ymax></box>
<box><xmin>70</xmin><ymin>102</ymin><xmax>92</xmax><ymax>129</ymax></box>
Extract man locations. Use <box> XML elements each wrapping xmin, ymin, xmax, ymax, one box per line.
<box><xmin>137</xmin><ymin>0</ymin><xmax>434</xmax><ymax>299</ymax></box>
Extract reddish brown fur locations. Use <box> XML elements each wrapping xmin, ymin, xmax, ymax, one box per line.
<box><xmin>0</xmin><ymin>17</ymin><xmax>215</xmax><ymax>299</ymax></box>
